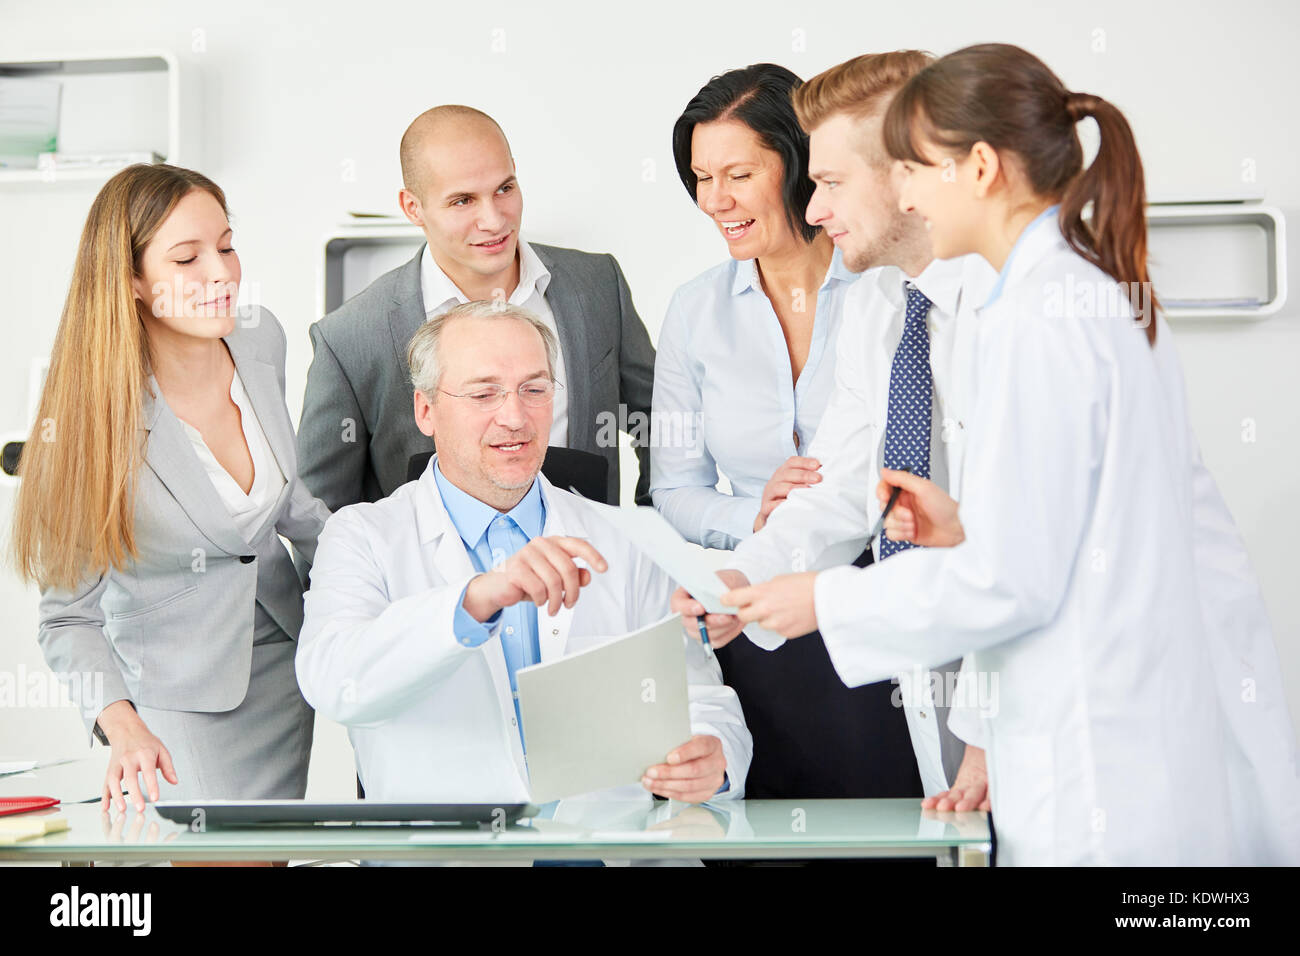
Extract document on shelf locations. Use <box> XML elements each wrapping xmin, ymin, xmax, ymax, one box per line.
<box><xmin>517</xmin><ymin>613</ymin><xmax>693</xmax><ymax>803</ymax></box>
<box><xmin>575</xmin><ymin>496</ymin><xmax>735</xmax><ymax>614</ymax></box>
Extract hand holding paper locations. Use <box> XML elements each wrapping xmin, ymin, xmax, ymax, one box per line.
<box><xmin>576</xmin><ymin>498</ymin><xmax>736</xmax><ymax>614</ymax></box>
<box><xmin>641</xmin><ymin>734</ymin><xmax>726</xmax><ymax>803</ymax></box>
<box><xmin>670</xmin><ymin>570</ymin><xmax>749</xmax><ymax>649</ymax></box>
<box><xmin>517</xmin><ymin>614</ymin><xmax>697</xmax><ymax>802</ymax></box>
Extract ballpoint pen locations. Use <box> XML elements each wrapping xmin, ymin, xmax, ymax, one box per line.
<box><xmin>867</xmin><ymin>465</ymin><xmax>912</xmax><ymax>547</ymax></box>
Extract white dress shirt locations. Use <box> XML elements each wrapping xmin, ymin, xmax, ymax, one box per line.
<box><xmin>296</xmin><ymin>459</ymin><xmax>751</xmax><ymax>808</ymax></box>
<box><xmin>727</xmin><ymin>254</ymin><xmax>995</xmax><ymax>795</ymax></box>
<box><xmin>175</xmin><ymin>368</ymin><xmax>287</xmax><ymax>542</ymax></box>
<box><xmin>650</xmin><ymin>249</ymin><xmax>860</xmax><ymax>549</ymax></box>
<box><xmin>421</xmin><ymin>239</ymin><xmax>569</xmax><ymax>446</ymax></box>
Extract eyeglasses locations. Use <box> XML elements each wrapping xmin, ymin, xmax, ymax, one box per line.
<box><xmin>438</xmin><ymin>378</ymin><xmax>562</xmax><ymax>411</ymax></box>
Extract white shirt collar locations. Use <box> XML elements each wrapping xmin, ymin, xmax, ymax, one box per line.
<box><xmin>875</xmin><ymin>255</ymin><xmax>967</xmax><ymax>318</ymax></box>
<box><xmin>420</xmin><ymin>237</ymin><xmax>551</xmax><ymax>314</ymax></box>
<box><xmin>728</xmin><ymin>246</ymin><xmax>856</xmax><ymax>298</ymax></box>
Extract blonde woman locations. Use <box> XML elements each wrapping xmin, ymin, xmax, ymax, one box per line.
<box><xmin>12</xmin><ymin>164</ymin><xmax>329</xmax><ymax>829</ymax></box>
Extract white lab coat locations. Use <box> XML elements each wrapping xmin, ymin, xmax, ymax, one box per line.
<box><xmin>295</xmin><ymin>460</ymin><xmax>752</xmax><ymax>810</ymax></box>
<box><xmin>809</xmin><ymin>220</ymin><xmax>1245</xmax><ymax>865</ymax></box>
<box><xmin>945</xmin><ymin>247</ymin><xmax>1300</xmax><ymax>865</ymax></box>
<box><xmin>1155</xmin><ymin>347</ymin><xmax>1300</xmax><ymax>864</ymax></box>
<box><xmin>728</xmin><ymin>254</ymin><xmax>996</xmax><ymax>793</ymax></box>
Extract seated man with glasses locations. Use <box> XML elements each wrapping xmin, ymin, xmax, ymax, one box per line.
<box><xmin>296</xmin><ymin>302</ymin><xmax>750</xmax><ymax>855</ymax></box>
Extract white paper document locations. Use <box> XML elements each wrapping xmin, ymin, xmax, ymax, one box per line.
<box><xmin>516</xmin><ymin>613</ymin><xmax>693</xmax><ymax>803</ymax></box>
<box><xmin>576</xmin><ymin>497</ymin><xmax>735</xmax><ymax>613</ymax></box>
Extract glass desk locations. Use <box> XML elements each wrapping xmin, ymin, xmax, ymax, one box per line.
<box><xmin>0</xmin><ymin>761</ymin><xmax>991</xmax><ymax>866</ymax></box>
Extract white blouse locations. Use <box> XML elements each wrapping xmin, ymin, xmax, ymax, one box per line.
<box><xmin>650</xmin><ymin>248</ymin><xmax>860</xmax><ymax>550</ymax></box>
<box><xmin>177</xmin><ymin>368</ymin><xmax>286</xmax><ymax>542</ymax></box>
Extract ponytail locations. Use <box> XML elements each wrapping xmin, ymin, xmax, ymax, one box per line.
<box><xmin>1060</xmin><ymin>92</ymin><xmax>1158</xmax><ymax>344</ymax></box>
<box><xmin>882</xmin><ymin>44</ymin><xmax>1158</xmax><ymax>344</ymax></box>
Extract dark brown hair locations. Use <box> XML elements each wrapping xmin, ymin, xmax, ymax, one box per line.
<box><xmin>672</xmin><ymin>64</ymin><xmax>819</xmax><ymax>244</ymax></box>
<box><xmin>883</xmin><ymin>43</ymin><xmax>1157</xmax><ymax>343</ymax></box>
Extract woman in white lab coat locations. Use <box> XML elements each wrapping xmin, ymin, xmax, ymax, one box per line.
<box><xmin>721</xmin><ymin>43</ymin><xmax>1250</xmax><ymax>865</ymax></box>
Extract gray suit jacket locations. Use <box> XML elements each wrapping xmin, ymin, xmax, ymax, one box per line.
<box><xmin>296</xmin><ymin>243</ymin><xmax>656</xmax><ymax>511</ymax></box>
<box><xmin>36</xmin><ymin>307</ymin><xmax>330</xmax><ymax>741</ymax></box>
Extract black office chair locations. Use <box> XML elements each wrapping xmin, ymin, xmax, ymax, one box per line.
<box><xmin>3</xmin><ymin>440</ymin><xmax>24</xmax><ymax>477</ymax></box>
<box><xmin>405</xmin><ymin>445</ymin><xmax>610</xmax><ymax>504</ymax></box>
<box><xmin>353</xmin><ymin>445</ymin><xmax>612</xmax><ymax>799</ymax></box>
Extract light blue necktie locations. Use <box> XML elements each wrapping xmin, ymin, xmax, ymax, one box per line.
<box><xmin>879</xmin><ymin>283</ymin><xmax>933</xmax><ymax>560</ymax></box>
<box><xmin>484</xmin><ymin>513</ymin><xmax>539</xmax><ymax>737</ymax></box>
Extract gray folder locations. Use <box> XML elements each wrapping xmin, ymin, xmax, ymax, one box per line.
<box><xmin>517</xmin><ymin>614</ymin><xmax>692</xmax><ymax>803</ymax></box>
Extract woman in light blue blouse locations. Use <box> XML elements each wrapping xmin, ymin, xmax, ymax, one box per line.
<box><xmin>652</xmin><ymin>66</ymin><xmax>931</xmax><ymax>813</ymax></box>
<box><xmin>652</xmin><ymin>64</ymin><xmax>858</xmax><ymax>552</ymax></box>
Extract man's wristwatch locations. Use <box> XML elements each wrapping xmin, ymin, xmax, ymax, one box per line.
<box><xmin>93</xmin><ymin>701</ymin><xmax>137</xmax><ymax>746</ymax></box>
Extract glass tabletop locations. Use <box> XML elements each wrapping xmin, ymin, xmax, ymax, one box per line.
<box><xmin>1</xmin><ymin>758</ymin><xmax>990</xmax><ymax>862</ymax></box>
<box><xmin>1</xmin><ymin>798</ymin><xmax>990</xmax><ymax>862</ymax></box>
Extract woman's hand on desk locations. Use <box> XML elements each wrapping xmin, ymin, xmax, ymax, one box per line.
<box><xmin>97</xmin><ymin>700</ymin><xmax>178</xmax><ymax>814</ymax></box>
<box><xmin>876</xmin><ymin>467</ymin><xmax>965</xmax><ymax>548</ymax></box>
<box><xmin>754</xmin><ymin>456</ymin><xmax>822</xmax><ymax>532</ymax></box>
<box><xmin>672</xmin><ymin>569</ymin><xmax>750</xmax><ymax>648</ymax></box>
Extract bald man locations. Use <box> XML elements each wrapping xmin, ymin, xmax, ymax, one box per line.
<box><xmin>298</xmin><ymin>106</ymin><xmax>656</xmax><ymax>510</ymax></box>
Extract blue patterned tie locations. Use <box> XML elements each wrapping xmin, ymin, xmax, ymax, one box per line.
<box><xmin>879</xmin><ymin>283</ymin><xmax>933</xmax><ymax>560</ymax></box>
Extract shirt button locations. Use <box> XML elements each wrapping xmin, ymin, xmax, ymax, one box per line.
<box><xmin>505</xmin><ymin>626</ymin><xmax>514</xmax><ymax>635</ymax></box>
<box><xmin>551</xmin><ymin>628</ymin><xmax>559</xmax><ymax>636</ymax></box>
<box><xmin>919</xmin><ymin>710</ymin><xmax>928</xmax><ymax>719</ymax></box>
<box><xmin>511</xmin><ymin>718</ymin><xmax>517</xmax><ymax>726</ymax></box>
<box><xmin>460</xmin><ymin>637</ymin><xmax>471</xmax><ymax>646</ymax></box>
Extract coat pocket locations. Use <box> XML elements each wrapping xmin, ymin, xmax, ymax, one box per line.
<box><xmin>109</xmin><ymin>585</ymin><xmax>199</xmax><ymax>621</ymax></box>
<box><xmin>588</xmin><ymin>345</ymin><xmax>615</xmax><ymax>382</ymax></box>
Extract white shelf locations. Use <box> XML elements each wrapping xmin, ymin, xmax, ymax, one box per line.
<box><xmin>319</xmin><ymin>224</ymin><xmax>426</xmax><ymax>317</ymax></box>
<box><xmin>0</xmin><ymin>166</ymin><xmax>147</xmax><ymax>184</ymax></box>
<box><xmin>1146</xmin><ymin>202</ymin><xmax>1286</xmax><ymax>319</ymax></box>
<box><xmin>314</xmin><ymin>205</ymin><xmax>1289</xmax><ymax>323</ymax></box>
<box><xmin>0</xmin><ymin>49</ymin><xmax>196</xmax><ymax>184</ymax></box>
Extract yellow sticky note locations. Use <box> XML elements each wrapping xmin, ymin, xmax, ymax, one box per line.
<box><xmin>0</xmin><ymin>814</ymin><xmax>68</xmax><ymax>843</ymax></box>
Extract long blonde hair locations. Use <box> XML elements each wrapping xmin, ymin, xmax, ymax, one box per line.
<box><xmin>11</xmin><ymin>164</ymin><xmax>229</xmax><ymax>590</ymax></box>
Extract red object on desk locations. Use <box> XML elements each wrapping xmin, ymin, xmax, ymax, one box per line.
<box><xmin>0</xmin><ymin>796</ymin><xmax>59</xmax><ymax>816</ymax></box>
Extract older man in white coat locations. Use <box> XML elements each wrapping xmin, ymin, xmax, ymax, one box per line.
<box><xmin>296</xmin><ymin>302</ymin><xmax>750</xmax><ymax>836</ymax></box>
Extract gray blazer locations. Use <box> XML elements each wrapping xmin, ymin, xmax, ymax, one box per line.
<box><xmin>296</xmin><ymin>243</ymin><xmax>656</xmax><ymax>511</ymax></box>
<box><xmin>36</xmin><ymin>307</ymin><xmax>330</xmax><ymax>741</ymax></box>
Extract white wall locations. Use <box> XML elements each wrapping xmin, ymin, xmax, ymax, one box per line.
<box><xmin>2</xmin><ymin>0</ymin><xmax>1297</xmax><ymax>798</ymax></box>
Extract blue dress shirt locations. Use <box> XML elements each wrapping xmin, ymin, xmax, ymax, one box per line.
<box><xmin>435</xmin><ymin>463</ymin><xmax>546</xmax><ymax>740</ymax></box>
<box><xmin>650</xmin><ymin>248</ymin><xmax>860</xmax><ymax>549</ymax></box>
<box><xmin>436</xmin><ymin>463</ymin><xmax>729</xmax><ymax>797</ymax></box>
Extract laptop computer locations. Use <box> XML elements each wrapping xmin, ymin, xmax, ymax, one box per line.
<box><xmin>153</xmin><ymin>800</ymin><xmax>537</xmax><ymax>828</ymax></box>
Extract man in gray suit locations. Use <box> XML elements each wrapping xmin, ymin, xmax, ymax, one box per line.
<box><xmin>298</xmin><ymin>105</ymin><xmax>656</xmax><ymax>510</ymax></box>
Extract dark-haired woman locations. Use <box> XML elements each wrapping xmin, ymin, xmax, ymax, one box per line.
<box><xmin>720</xmin><ymin>44</ymin><xmax>1260</xmax><ymax>864</ymax></box>
<box><xmin>651</xmin><ymin>65</ymin><xmax>937</xmax><ymax>808</ymax></box>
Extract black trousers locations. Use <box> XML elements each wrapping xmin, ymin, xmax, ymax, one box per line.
<box><xmin>716</xmin><ymin>546</ymin><xmax>922</xmax><ymax>800</ymax></box>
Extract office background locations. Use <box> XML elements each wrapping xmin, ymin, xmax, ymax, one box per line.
<box><xmin>2</xmin><ymin>0</ymin><xmax>1296</xmax><ymax>797</ymax></box>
